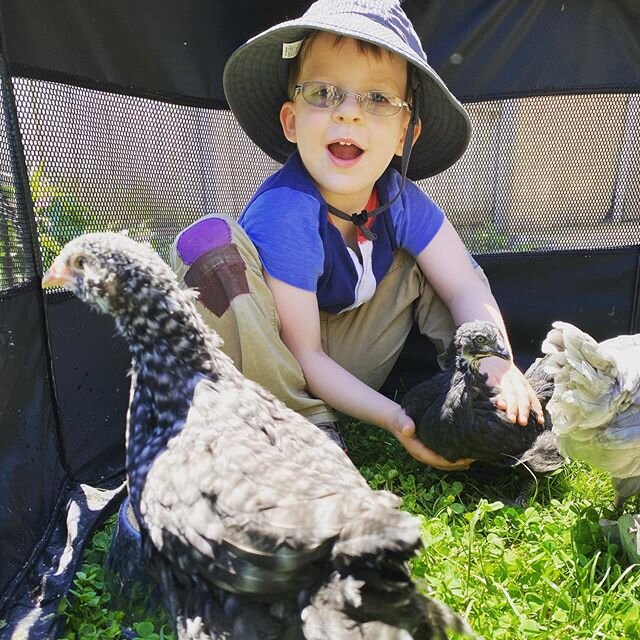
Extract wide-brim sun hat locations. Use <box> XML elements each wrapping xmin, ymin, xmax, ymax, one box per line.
<box><xmin>223</xmin><ymin>0</ymin><xmax>472</xmax><ymax>181</ymax></box>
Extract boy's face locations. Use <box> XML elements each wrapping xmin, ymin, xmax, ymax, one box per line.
<box><xmin>280</xmin><ymin>32</ymin><xmax>418</xmax><ymax>211</ymax></box>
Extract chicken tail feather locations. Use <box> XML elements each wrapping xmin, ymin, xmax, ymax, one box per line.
<box><xmin>302</xmin><ymin>568</ymin><xmax>477</xmax><ymax>639</ymax></box>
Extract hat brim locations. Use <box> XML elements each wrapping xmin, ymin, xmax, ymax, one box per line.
<box><xmin>223</xmin><ymin>14</ymin><xmax>471</xmax><ymax>181</ymax></box>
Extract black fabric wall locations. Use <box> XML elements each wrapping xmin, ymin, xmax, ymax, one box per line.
<box><xmin>385</xmin><ymin>248</ymin><xmax>640</xmax><ymax>393</ymax></box>
<box><xmin>44</xmin><ymin>295</ymin><xmax>130</xmax><ymax>482</ymax></box>
<box><xmin>0</xmin><ymin>287</ymin><xmax>65</xmax><ymax>601</ymax></box>
<box><xmin>3</xmin><ymin>1</ymin><xmax>640</xmax><ymax>102</ymax></box>
<box><xmin>410</xmin><ymin>0</ymin><xmax>640</xmax><ymax>98</ymax></box>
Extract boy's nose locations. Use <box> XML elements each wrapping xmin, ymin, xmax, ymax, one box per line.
<box><xmin>332</xmin><ymin>94</ymin><xmax>364</xmax><ymax>123</ymax></box>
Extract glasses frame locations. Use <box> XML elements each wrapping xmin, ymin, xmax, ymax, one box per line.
<box><xmin>293</xmin><ymin>81</ymin><xmax>412</xmax><ymax>117</ymax></box>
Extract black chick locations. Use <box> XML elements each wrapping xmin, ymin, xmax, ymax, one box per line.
<box><xmin>402</xmin><ymin>321</ymin><xmax>564</xmax><ymax>503</ymax></box>
<box><xmin>43</xmin><ymin>232</ymin><xmax>476</xmax><ymax>640</ymax></box>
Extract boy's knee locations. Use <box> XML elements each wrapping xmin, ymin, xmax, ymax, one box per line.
<box><xmin>172</xmin><ymin>215</ymin><xmax>254</xmax><ymax>317</ymax></box>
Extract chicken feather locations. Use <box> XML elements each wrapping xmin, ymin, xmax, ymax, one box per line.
<box><xmin>401</xmin><ymin>321</ymin><xmax>564</xmax><ymax>504</ymax></box>
<box><xmin>542</xmin><ymin>321</ymin><xmax>640</xmax><ymax>508</ymax></box>
<box><xmin>43</xmin><ymin>232</ymin><xmax>475</xmax><ymax>640</ymax></box>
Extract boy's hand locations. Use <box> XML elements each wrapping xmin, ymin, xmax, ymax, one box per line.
<box><xmin>480</xmin><ymin>356</ymin><xmax>544</xmax><ymax>426</ymax></box>
<box><xmin>388</xmin><ymin>409</ymin><xmax>473</xmax><ymax>471</ymax></box>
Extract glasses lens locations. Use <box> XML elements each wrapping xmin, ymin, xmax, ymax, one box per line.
<box><xmin>301</xmin><ymin>82</ymin><xmax>343</xmax><ymax>108</ymax></box>
<box><xmin>362</xmin><ymin>91</ymin><xmax>402</xmax><ymax>116</ymax></box>
<box><xmin>297</xmin><ymin>83</ymin><xmax>407</xmax><ymax>116</ymax></box>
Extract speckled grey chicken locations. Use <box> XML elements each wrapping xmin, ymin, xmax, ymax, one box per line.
<box><xmin>43</xmin><ymin>232</ymin><xmax>475</xmax><ymax>640</ymax></box>
<box><xmin>542</xmin><ymin>321</ymin><xmax>640</xmax><ymax>509</ymax></box>
<box><xmin>401</xmin><ymin>321</ymin><xmax>564</xmax><ymax>502</ymax></box>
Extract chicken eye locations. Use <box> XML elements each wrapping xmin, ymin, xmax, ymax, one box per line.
<box><xmin>71</xmin><ymin>254</ymin><xmax>88</xmax><ymax>270</ymax></box>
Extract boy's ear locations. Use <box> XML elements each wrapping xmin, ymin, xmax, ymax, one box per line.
<box><xmin>280</xmin><ymin>101</ymin><xmax>297</xmax><ymax>143</ymax></box>
<box><xmin>395</xmin><ymin>116</ymin><xmax>422</xmax><ymax>156</ymax></box>
<box><xmin>412</xmin><ymin>118</ymin><xmax>423</xmax><ymax>144</ymax></box>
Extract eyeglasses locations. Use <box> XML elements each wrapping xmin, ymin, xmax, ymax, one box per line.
<box><xmin>293</xmin><ymin>81</ymin><xmax>412</xmax><ymax>117</ymax></box>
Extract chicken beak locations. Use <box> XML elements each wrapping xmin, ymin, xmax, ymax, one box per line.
<box><xmin>42</xmin><ymin>257</ymin><xmax>72</xmax><ymax>289</ymax></box>
<box><xmin>490</xmin><ymin>345</ymin><xmax>511</xmax><ymax>360</ymax></box>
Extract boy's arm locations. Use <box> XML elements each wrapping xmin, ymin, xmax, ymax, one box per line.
<box><xmin>264</xmin><ymin>272</ymin><xmax>472</xmax><ymax>470</ymax></box>
<box><xmin>417</xmin><ymin>219</ymin><xmax>543</xmax><ymax>425</ymax></box>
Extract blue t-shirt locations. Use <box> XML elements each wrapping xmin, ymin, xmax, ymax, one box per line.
<box><xmin>238</xmin><ymin>152</ymin><xmax>445</xmax><ymax>314</ymax></box>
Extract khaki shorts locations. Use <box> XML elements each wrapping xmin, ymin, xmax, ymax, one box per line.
<box><xmin>171</xmin><ymin>214</ymin><xmax>489</xmax><ymax>425</ymax></box>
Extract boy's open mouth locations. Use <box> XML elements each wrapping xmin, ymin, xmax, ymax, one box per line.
<box><xmin>328</xmin><ymin>141</ymin><xmax>363</xmax><ymax>160</ymax></box>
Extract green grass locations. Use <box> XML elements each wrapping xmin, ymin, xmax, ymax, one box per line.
<box><xmin>59</xmin><ymin>422</ymin><xmax>640</xmax><ymax>640</ymax></box>
<box><xmin>57</xmin><ymin>523</ymin><xmax>173</xmax><ymax>640</ymax></box>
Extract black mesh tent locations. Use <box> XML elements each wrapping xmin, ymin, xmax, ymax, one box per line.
<box><xmin>0</xmin><ymin>0</ymin><xmax>639</xmax><ymax>637</ymax></box>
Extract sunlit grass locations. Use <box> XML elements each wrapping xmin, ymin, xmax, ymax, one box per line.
<box><xmin>59</xmin><ymin>421</ymin><xmax>640</xmax><ymax>639</ymax></box>
<box><xmin>347</xmin><ymin>423</ymin><xmax>640</xmax><ymax>640</ymax></box>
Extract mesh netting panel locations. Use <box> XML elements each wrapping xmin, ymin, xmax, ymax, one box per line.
<box><xmin>13</xmin><ymin>78</ymin><xmax>281</xmax><ymax>268</ymax></box>
<box><xmin>421</xmin><ymin>94</ymin><xmax>640</xmax><ymax>253</ymax></box>
<box><xmin>11</xmin><ymin>79</ymin><xmax>640</xmax><ymax>267</ymax></box>
<box><xmin>0</xmin><ymin>77</ymin><xmax>36</xmax><ymax>292</ymax></box>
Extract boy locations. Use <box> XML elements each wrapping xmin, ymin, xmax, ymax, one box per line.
<box><xmin>171</xmin><ymin>0</ymin><xmax>543</xmax><ymax>470</ymax></box>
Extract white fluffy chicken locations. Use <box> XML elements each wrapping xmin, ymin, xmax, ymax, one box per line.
<box><xmin>542</xmin><ymin>321</ymin><xmax>640</xmax><ymax>508</ymax></box>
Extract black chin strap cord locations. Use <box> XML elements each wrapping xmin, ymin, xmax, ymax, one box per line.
<box><xmin>327</xmin><ymin>77</ymin><xmax>421</xmax><ymax>241</ymax></box>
